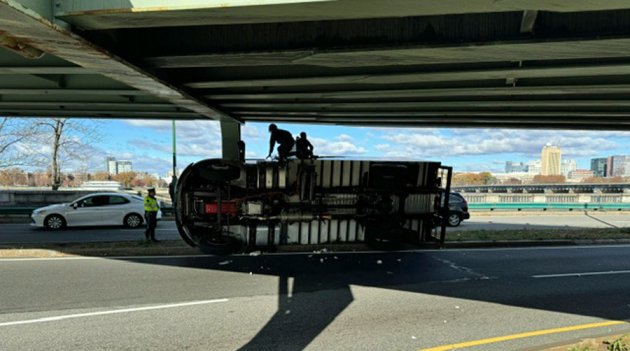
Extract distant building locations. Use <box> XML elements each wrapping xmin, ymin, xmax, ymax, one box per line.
<box><xmin>117</xmin><ymin>160</ymin><xmax>133</xmax><ymax>173</ymax></box>
<box><xmin>608</xmin><ymin>155</ymin><xmax>630</xmax><ymax>177</ymax></box>
<box><xmin>561</xmin><ymin>159</ymin><xmax>577</xmax><ymax>177</ymax></box>
<box><xmin>590</xmin><ymin>158</ymin><xmax>607</xmax><ymax>177</ymax></box>
<box><xmin>568</xmin><ymin>169</ymin><xmax>594</xmax><ymax>182</ymax></box>
<box><xmin>527</xmin><ymin>160</ymin><xmax>541</xmax><ymax>175</ymax></box>
<box><xmin>106</xmin><ymin>157</ymin><xmax>117</xmax><ymax>175</ymax></box>
<box><xmin>505</xmin><ymin>161</ymin><xmax>528</xmax><ymax>173</ymax></box>
<box><xmin>541</xmin><ymin>144</ymin><xmax>562</xmax><ymax>176</ymax></box>
<box><xmin>105</xmin><ymin>157</ymin><xmax>133</xmax><ymax>175</ymax></box>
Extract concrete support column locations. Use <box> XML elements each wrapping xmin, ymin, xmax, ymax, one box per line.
<box><xmin>221</xmin><ymin>121</ymin><xmax>241</xmax><ymax>161</ymax></box>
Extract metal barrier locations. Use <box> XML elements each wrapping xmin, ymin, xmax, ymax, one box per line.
<box><xmin>0</xmin><ymin>207</ymin><xmax>35</xmax><ymax>215</ymax></box>
<box><xmin>469</xmin><ymin>203</ymin><xmax>630</xmax><ymax>211</ymax></box>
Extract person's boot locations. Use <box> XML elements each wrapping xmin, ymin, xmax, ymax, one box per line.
<box><xmin>151</xmin><ymin>236</ymin><xmax>160</xmax><ymax>243</ymax></box>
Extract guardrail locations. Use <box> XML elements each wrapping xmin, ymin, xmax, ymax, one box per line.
<box><xmin>469</xmin><ymin>203</ymin><xmax>630</xmax><ymax>211</ymax></box>
<box><xmin>0</xmin><ymin>207</ymin><xmax>35</xmax><ymax>215</ymax></box>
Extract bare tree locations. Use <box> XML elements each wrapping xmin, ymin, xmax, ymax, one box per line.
<box><xmin>0</xmin><ymin>117</ymin><xmax>43</xmax><ymax>168</ymax></box>
<box><xmin>36</xmin><ymin>118</ymin><xmax>103</xmax><ymax>190</ymax></box>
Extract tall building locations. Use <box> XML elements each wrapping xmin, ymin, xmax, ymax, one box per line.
<box><xmin>106</xmin><ymin>157</ymin><xmax>117</xmax><ymax>175</ymax></box>
<box><xmin>590</xmin><ymin>158</ymin><xmax>607</xmax><ymax>177</ymax></box>
<box><xmin>541</xmin><ymin>144</ymin><xmax>562</xmax><ymax>176</ymax></box>
<box><xmin>561</xmin><ymin>159</ymin><xmax>577</xmax><ymax>177</ymax></box>
<box><xmin>105</xmin><ymin>157</ymin><xmax>133</xmax><ymax>175</ymax></box>
<box><xmin>609</xmin><ymin>155</ymin><xmax>630</xmax><ymax>177</ymax></box>
<box><xmin>116</xmin><ymin>160</ymin><xmax>133</xmax><ymax>173</ymax></box>
<box><xmin>505</xmin><ymin>161</ymin><xmax>528</xmax><ymax>173</ymax></box>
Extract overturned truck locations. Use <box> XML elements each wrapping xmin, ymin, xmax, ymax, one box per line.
<box><xmin>175</xmin><ymin>158</ymin><xmax>452</xmax><ymax>254</ymax></box>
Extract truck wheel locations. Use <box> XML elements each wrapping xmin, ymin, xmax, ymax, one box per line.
<box><xmin>198</xmin><ymin>236</ymin><xmax>241</xmax><ymax>256</ymax></box>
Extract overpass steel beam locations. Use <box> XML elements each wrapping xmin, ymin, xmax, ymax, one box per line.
<box><xmin>223</xmin><ymin>101</ymin><xmax>630</xmax><ymax>111</ymax></box>
<box><xmin>186</xmin><ymin>63</ymin><xmax>630</xmax><ymax>89</ymax></box>
<box><xmin>0</xmin><ymin>0</ymin><xmax>235</xmax><ymax>122</ymax></box>
<box><xmin>53</xmin><ymin>0</ymin><xmax>630</xmax><ymax>29</ymax></box>
<box><xmin>0</xmin><ymin>109</ymin><xmax>197</xmax><ymax>118</ymax></box>
<box><xmin>205</xmin><ymin>85</ymin><xmax>630</xmax><ymax>101</ymax></box>
<box><xmin>0</xmin><ymin>88</ymin><xmax>151</xmax><ymax>96</ymax></box>
<box><xmin>147</xmin><ymin>38</ymin><xmax>630</xmax><ymax>69</ymax></box>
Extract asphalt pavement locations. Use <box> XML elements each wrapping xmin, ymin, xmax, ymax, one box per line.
<box><xmin>0</xmin><ymin>221</ymin><xmax>180</xmax><ymax>244</ymax></box>
<box><xmin>1</xmin><ymin>245</ymin><xmax>629</xmax><ymax>350</ymax></box>
<box><xmin>1</xmin><ymin>213</ymin><xmax>628</xmax><ymax>245</ymax></box>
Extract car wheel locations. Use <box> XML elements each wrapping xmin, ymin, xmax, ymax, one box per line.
<box><xmin>44</xmin><ymin>214</ymin><xmax>65</xmax><ymax>230</ymax></box>
<box><xmin>447</xmin><ymin>213</ymin><xmax>462</xmax><ymax>227</ymax></box>
<box><xmin>124</xmin><ymin>213</ymin><xmax>143</xmax><ymax>228</ymax></box>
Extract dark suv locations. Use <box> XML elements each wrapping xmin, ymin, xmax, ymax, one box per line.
<box><xmin>447</xmin><ymin>192</ymin><xmax>470</xmax><ymax>226</ymax></box>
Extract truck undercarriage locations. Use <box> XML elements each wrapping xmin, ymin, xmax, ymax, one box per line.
<box><xmin>175</xmin><ymin>158</ymin><xmax>452</xmax><ymax>255</ymax></box>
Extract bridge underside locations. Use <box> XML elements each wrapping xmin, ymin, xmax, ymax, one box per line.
<box><xmin>2</xmin><ymin>1</ymin><xmax>630</xmax><ymax>130</ymax></box>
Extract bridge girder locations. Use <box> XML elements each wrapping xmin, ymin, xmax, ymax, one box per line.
<box><xmin>3</xmin><ymin>0</ymin><xmax>630</xmax><ymax>130</ymax></box>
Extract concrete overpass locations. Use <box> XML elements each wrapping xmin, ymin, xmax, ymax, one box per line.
<box><xmin>3</xmin><ymin>0</ymin><xmax>630</xmax><ymax>158</ymax></box>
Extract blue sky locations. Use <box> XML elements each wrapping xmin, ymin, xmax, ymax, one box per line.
<box><xmin>53</xmin><ymin>119</ymin><xmax>630</xmax><ymax>176</ymax></box>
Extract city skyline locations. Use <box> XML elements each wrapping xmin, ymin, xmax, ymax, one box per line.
<box><xmin>5</xmin><ymin>119</ymin><xmax>630</xmax><ymax>176</ymax></box>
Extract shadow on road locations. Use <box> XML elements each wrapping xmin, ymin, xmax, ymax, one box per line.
<box><xmin>109</xmin><ymin>249</ymin><xmax>630</xmax><ymax>350</ymax></box>
<box><xmin>3</xmin><ymin>221</ymin><xmax>630</xmax><ymax>349</ymax></box>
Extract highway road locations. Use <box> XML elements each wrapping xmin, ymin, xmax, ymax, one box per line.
<box><xmin>1</xmin><ymin>213</ymin><xmax>628</xmax><ymax>245</ymax></box>
<box><xmin>1</xmin><ymin>245</ymin><xmax>629</xmax><ymax>350</ymax></box>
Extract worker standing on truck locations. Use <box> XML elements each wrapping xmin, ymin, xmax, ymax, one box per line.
<box><xmin>295</xmin><ymin>131</ymin><xmax>314</xmax><ymax>159</ymax></box>
<box><xmin>144</xmin><ymin>187</ymin><xmax>160</xmax><ymax>243</ymax></box>
<box><xmin>266</xmin><ymin>123</ymin><xmax>295</xmax><ymax>162</ymax></box>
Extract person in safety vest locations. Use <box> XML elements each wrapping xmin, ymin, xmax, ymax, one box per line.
<box><xmin>144</xmin><ymin>187</ymin><xmax>160</xmax><ymax>242</ymax></box>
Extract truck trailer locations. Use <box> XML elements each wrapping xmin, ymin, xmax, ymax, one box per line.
<box><xmin>174</xmin><ymin>158</ymin><xmax>452</xmax><ymax>255</ymax></box>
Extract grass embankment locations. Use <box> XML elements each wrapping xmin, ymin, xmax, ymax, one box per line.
<box><xmin>447</xmin><ymin>228</ymin><xmax>630</xmax><ymax>242</ymax></box>
<box><xmin>544</xmin><ymin>334</ymin><xmax>630</xmax><ymax>351</ymax></box>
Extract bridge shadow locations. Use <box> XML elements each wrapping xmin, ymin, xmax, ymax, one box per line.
<box><xmin>3</xmin><ymin>221</ymin><xmax>630</xmax><ymax>349</ymax></box>
<box><xmin>113</xmin><ymin>247</ymin><xmax>629</xmax><ymax>350</ymax></box>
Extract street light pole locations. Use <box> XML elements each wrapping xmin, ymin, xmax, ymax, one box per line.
<box><xmin>172</xmin><ymin>119</ymin><xmax>177</xmax><ymax>177</ymax></box>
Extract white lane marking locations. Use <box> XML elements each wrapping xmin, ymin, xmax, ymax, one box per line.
<box><xmin>533</xmin><ymin>270</ymin><xmax>630</xmax><ymax>278</ymax></box>
<box><xmin>0</xmin><ymin>254</ymin><xmax>214</xmax><ymax>262</ymax></box>
<box><xmin>0</xmin><ymin>298</ymin><xmax>229</xmax><ymax>327</ymax></box>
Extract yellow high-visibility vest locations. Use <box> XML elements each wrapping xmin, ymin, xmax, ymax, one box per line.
<box><xmin>144</xmin><ymin>196</ymin><xmax>159</xmax><ymax>212</ymax></box>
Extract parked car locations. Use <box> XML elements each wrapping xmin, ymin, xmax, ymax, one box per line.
<box><xmin>447</xmin><ymin>192</ymin><xmax>470</xmax><ymax>226</ymax></box>
<box><xmin>31</xmin><ymin>193</ymin><xmax>162</xmax><ymax>229</ymax></box>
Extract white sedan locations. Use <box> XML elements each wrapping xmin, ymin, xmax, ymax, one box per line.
<box><xmin>31</xmin><ymin>192</ymin><xmax>162</xmax><ymax>229</ymax></box>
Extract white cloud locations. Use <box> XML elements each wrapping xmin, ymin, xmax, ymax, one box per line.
<box><xmin>310</xmin><ymin>135</ymin><xmax>366</xmax><ymax>156</ymax></box>
<box><xmin>378</xmin><ymin>128</ymin><xmax>627</xmax><ymax>159</ymax></box>
<box><xmin>337</xmin><ymin>134</ymin><xmax>353</xmax><ymax>142</ymax></box>
<box><xmin>242</xmin><ymin>124</ymin><xmax>261</xmax><ymax>139</ymax></box>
